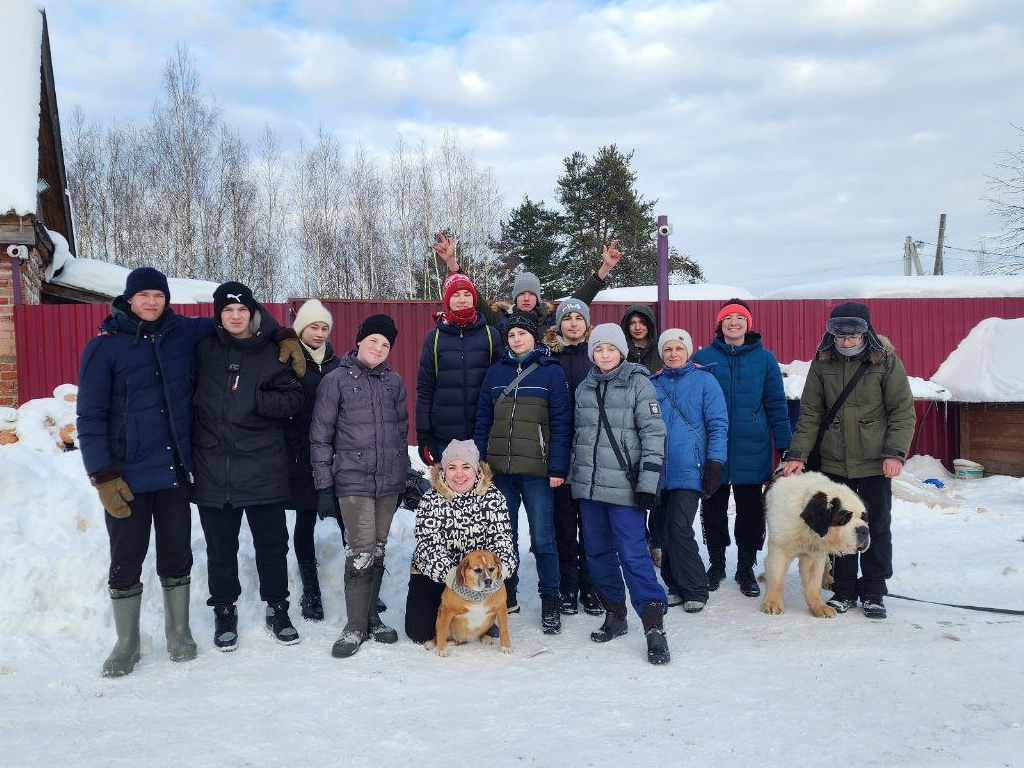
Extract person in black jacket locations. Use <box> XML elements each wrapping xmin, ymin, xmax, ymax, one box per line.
<box><xmin>192</xmin><ymin>282</ymin><xmax>304</xmax><ymax>651</ymax></box>
<box><xmin>284</xmin><ymin>299</ymin><xmax>343</xmax><ymax>621</ymax></box>
<box><xmin>542</xmin><ymin>298</ymin><xmax>602</xmax><ymax>617</ymax></box>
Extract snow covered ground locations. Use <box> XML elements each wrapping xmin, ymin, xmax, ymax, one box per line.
<box><xmin>1</xmin><ymin>439</ymin><xmax>1022</xmax><ymax>766</ymax></box>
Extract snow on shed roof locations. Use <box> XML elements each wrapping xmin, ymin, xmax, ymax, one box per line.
<box><xmin>930</xmin><ymin>317</ymin><xmax>1024</xmax><ymax>402</ymax></box>
<box><xmin>0</xmin><ymin>0</ymin><xmax>44</xmax><ymax>217</ymax></box>
<box><xmin>583</xmin><ymin>283</ymin><xmax>754</xmax><ymax>302</ymax></box>
<box><xmin>760</xmin><ymin>275</ymin><xmax>1024</xmax><ymax>300</ymax></box>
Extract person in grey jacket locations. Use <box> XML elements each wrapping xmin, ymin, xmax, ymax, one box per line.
<box><xmin>570</xmin><ymin>323</ymin><xmax>670</xmax><ymax>665</ymax></box>
<box><xmin>310</xmin><ymin>314</ymin><xmax>411</xmax><ymax>658</ymax></box>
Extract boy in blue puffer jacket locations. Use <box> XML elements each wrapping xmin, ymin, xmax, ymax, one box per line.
<box><xmin>650</xmin><ymin>329</ymin><xmax>728</xmax><ymax>613</ymax></box>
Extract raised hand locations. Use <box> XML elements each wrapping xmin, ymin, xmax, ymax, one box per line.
<box><xmin>431</xmin><ymin>232</ymin><xmax>458</xmax><ymax>272</ymax></box>
<box><xmin>598</xmin><ymin>240</ymin><xmax>623</xmax><ymax>280</ymax></box>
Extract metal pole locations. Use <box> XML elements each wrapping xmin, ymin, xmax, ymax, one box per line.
<box><xmin>934</xmin><ymin>213</ymin><xmax>946</xmax><ymax>275</ymax></box>
<box><xmin>656</xmin><ymin>215</ymin><xmax>669</xmax><ymax>333</ymax></box>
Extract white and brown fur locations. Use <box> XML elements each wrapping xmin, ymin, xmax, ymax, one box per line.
<box><xmin>761</xmin><ymin>471</ymin><xmax>870</xmax><ymax>618</ymax></box>
<box><xmin>426</xmin><ymin>550</ymin><xmax>512</xmax><ymax>657</ymax></box>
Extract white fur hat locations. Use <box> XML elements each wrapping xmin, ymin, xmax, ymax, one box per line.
<box><xmin>658</xmin><ymin>328</ymin><xmax>693</xmax><ymax>359</ymax></box>
<box><xmin>293</xmin><ymin>298</ymin><xmax>334</xmax><ymax>336</ymax></box>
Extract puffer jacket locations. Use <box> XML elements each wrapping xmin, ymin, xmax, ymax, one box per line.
<box><xmin>619</xmin><ymin>304</ymin><xmax>662</xmax><ymax>374</ymax></box>
<box><xmin>411</xmin><ymin>463</ymin><xmax>518</xmax><ymax>583</ymax></box>
<box><xmin>570</xmin><ymin>361</ymin><xmax>666</xmax><ymax>507</ymax></box>
<box><xmin>473</xmin><ymin>345</ymin><xmax>572</xmax><ymax>478</ymax></box>
<box><xmin>309</xmin><ymin>351</ymin><xmax>411</xmax><ymax>498</ymax></box>
<box><xmin>77</xmin><ymin>297</ymin><xmax>215</xmax><ymax>493</ymax></box>
<box><xmin>477</xmin><ymin>272</ymin><xmax>606</xmax><ymax>344</ymax></box>
<box><xmin>416</xmin><ymin>314</ymin><xmax>500</xmax><ymax>445</ymax></box>
<box><xmin>691</xmin><ymin>332</ymin><xmax>791</xmax><ymax>485</ymax></box>
<box><xmin>651</xmin><ymin>363</ymin><xmax>729</xmax><ymax>493</ymax></box>
<box><xmin>788</xmin><ymin>336</ymin><xmax>915</xmax><ymax>479</ymax></box>
<box><xmin>191</xmin><ymin>305</ymin><xmax>303</xmax><ymax>508</ymax></box>
<box><xmin>285</xmin><ymin>342</ymin><xmax>342</xmax><ymax>510</ymax></box>
<box><xmin>543</xmin><ymin>327</ymin><xmax>592</xmax><ymax>409</ymax></box>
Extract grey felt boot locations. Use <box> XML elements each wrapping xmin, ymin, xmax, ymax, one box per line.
<box><xmin>367</xmin><ymin>564</ymin><xmax>398</xmax><ymax>644</ymax></box>
<box><xmin>161</xmin><ymin>576</ymin><xmax>197</xmax><ymax>662</ymax></box>
<box><xmin>102</xmin><ymin>583</ymin><xmax>142</xmax><ymax>678</ymax></box>
<box><xmin>332</xmin><ymin>568</ymin><xmax>373</xmax><ymax>658</ymax></box>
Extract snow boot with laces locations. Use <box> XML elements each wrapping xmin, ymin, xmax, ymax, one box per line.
<box><xmin>160</xmin><ymin>576</ymin><xmax>197</xmax><ymax>662</ymax></box>
<box><xmin>265</xmin><ymin>601</ymin><xmax>300</xmax><ymax>645</ymax></box>
<box><xmin>333</xmin><ymin>568</ymin><xmax>372</xmax><ymax>658</ymax></box>
<box><xmin>102</xmin><ymin>583</ymin><xmax>142</xmax><ymax>677</ymax></box>
<box><xmin>590</xmin><ymin>594</ymin><xmax>628</xmax><ymax>643</ymax></box>
<box><xmin>367</xmin><ymin>564</ymin><xmax>398</xmax><ymax>643</ymax></box>
<box><xmin>559</xmin><ymin>590</ymin><xmax>579</xmax><ymax>616</ymax></box>
<box><xmin>735</xmin><ymin>548</ymin><xmax>760</xmax><ymax>597</ymax></box>
<box><xmin>541</xmin><ymin>594</ymin><xmax>562</xmax><ymax>634</ymax></box>
<box><xmin>706</xmin><ymin>551</ymin><xmax>726</xmax><ymax>592</ymax></box>
<box><xmin>297</xmin><ymin>561</ymin><xmax>324</xmax><ymax>621</ymax></box>
<box><xmin>581</xmin><ymin>589</ymin><xmax>604</xmax><ymax>616</ymax></box>
<box><xmin>640</xmin><ymin>601</ymin><xmax>671</xmax><ymax>665</ymax></box>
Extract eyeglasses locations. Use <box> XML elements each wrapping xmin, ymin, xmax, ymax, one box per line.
<box><xmin>835</xmin><ymin>334</ymin><xmax>865</xmax><ymax>342</ymax></box>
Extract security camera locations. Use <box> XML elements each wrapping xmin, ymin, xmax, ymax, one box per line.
<box><xmin>6</xmin><ymin>244</ymin><xmax>29</xmax><ymax>261</ymax></box>
<box><xmin>656</xmin><ymin>224</ymin><xmax>673</xmax><ymax>237</ymax></box>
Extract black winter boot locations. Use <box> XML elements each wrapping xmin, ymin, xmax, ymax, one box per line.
<box><xmin>640</xmin><ymin>601</ymin><xmax>671</xmax><ymax>665</ymax></box>
<box><xmin>265</xmin><ymin>601</ymin><xmax>300</xmax><ymax>645</ymax></box>
<box><xmin>735</xmin><ymin>548</ymin><xmax>760</xmax><ymax>597</ymax></box>
<box><xmin>213</xmin><ymin>605</ymin><xmax>238</xmax><ymax>652</ymax></box>
<box><xmin>333</xmin><ymin>568</ymin><xmax>372</xmax><ymax>658</ymax></box>
<box><xmin>541</xmin><ymin>594</ymin><xmax>562</xmax><ymax>635</ymax></box>
<box><xmin>706</xmin><ymin>550</ymin><xmax>726</xmax><ymax>592</ymax></box>
<box><xmin>581</xmin><ymin>589</ymin><xmax>605</xmax><ymax>616</ymax></box>
<box><xmin>367</xmin><ymin>565</ymin><xmax>398</xmax><ymax>643</ymax></box>
<box><xmin>297</xmin><ymin>561</ymin><xmax>324</xmax><ymax>621</ymax></box>
<box><xmin>102</xmin><ymin>584</ymin><xmax>142</xmax><ymax>677</ymax></box>
<box><xmin>590</xmin><ymin>594</ymin><xmax>628</xmax><ymax>643</ymax></box>
<box><xmin>559</xmin><ymin>590</ymin><xmax>579</xmax><ymax>616</ymax></box>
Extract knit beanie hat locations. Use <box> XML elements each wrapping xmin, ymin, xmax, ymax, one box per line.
<box><xmin>555</xmin><ymin>298</ymin><xmax>591</xmax><ymax>329</ymax></box>
<box><xmin>512</xmin><ymin>272</ymin><xmax>542</xmax><ymax>304</ymax></box>
<box><xmin>658</xmin><ymin>328</ymin><xmax>693</xmax><ymax>359</ymax></box>
<box><xmin>716</xmin><ymin>298</ymin><xmax>754</xmax><ymax>331</ymax></box>
<box><xmin>588</xmin><ymin>322</ymin><xmax>629</xmax><ymax>362</ymax></box>
<box><xmin>506</xmin><ymin>311</ymin><xmax>540</xmax><ymax>341</ymax></box>
<box><xmin>356</xmin><ymin>313</ymin><xmax>398</xmax><ymax>346</ymax></box>
<box><xmin>124</xmin><ymin>267</ymin><xmax>170</xmax><ymax>302</ymax></box>
<box><xmin>442</xmin><ymin>272</ymin><xmax>478</xmax><ymax>312</ymax></box>
<box><xmin>213</xmin><ymin>281</ymin><xmax>257</xmax><ymax>316</ymax></box>
<box><xmin>293</xmin><ymin>298</ymin><xmax>333</xmax><ymax>337</ymax></box>
<box><xmin>440</xmin><ymin>439</ymin><xmax>480</xmax><ymax>471</ymax></box>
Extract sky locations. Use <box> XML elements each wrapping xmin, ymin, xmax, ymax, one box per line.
<box><xmin>39</xmin><ymin>0</ymin><xmax>1024</xmax><ymax>291</ymax></box>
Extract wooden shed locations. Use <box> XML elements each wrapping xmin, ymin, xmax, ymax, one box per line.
<box><xmin>957</xmin><ymin>404</ymin><xmax>1024</xmax><ymax>477</ymax></box>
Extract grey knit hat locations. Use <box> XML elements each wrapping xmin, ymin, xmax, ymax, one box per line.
<box><xmin>512</xmin><ymin>271</ymin><xmax>542</xmax><ymax>303</ymax></box>
<box><xmin>587</xmin><ymin>322</ymin><xmax>629</xmax><ymax>362</ymax></box>
<box><xmin>555</xmin><ymin>298</ymin><xmax>591</xmax><ymax>329</ymax></box>
<box><xmin>440</xmin><ymin>439</ymin><xmax>480</xmax><ymax>471</ymax></box>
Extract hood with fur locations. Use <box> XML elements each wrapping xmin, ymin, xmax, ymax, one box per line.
<box><xmin>542</xmin><ymin>325</ymin><xmax>591</xmax><ymax>354</ymax></box>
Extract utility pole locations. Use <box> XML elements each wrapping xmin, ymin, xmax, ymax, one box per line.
<box><xmin>933</xmin><ymin>213</ymin><xmax>946</xmax><ymax>275</ymax></box>
<box><xmin>903</xmin><ymin>236</ymin><xmax>912</xmax><ymax>276</ymax></box>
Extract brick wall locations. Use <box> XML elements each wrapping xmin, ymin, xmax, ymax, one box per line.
<box><xmin>0</xmin><ymin>244</ymin><xmax>45</xmax><ymax>407</ymax></box>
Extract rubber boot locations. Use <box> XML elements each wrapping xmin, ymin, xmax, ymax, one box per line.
<box><xmin>590</xmin><ymin>593</ymin><xmax>628</xmax><ymax>643</ymax></box>
<box><xmin>640</xmin><ymin>601</ymin><xmax>671</xmax><ymax>665</ymax></box>
<box><xmin>706</xmin><ymin>550</ymin><xmax>726</xmax><ymax>592</ymax></box>
<box><xmin>367</xmin><ymin>564</ymin><xmax>398</xmax><ymax>644</ymax></box>
<box><xmin>102</xmin><ymin>583</ymin><xmax>142</xmax><ymax>678</ymax></box>
<box><xmin>735</xmin><ymin>548</ymin><xmax>760</xmax><ymax>597</ymax></box>
<box><xmin>297</xmin><ymin>561</ymin><xmax>324</xmax><ymax>621</ymax></box>
<box><xmin>160</xmin><ymin>576</ymin><xmax>197</xmax><ymax>662</ymax></box>
<box><xmin>332</xmin><ymin>568</ymin><xmax>372</xmax><ymax>658</ymax></box>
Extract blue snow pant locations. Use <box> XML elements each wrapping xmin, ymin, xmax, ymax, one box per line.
<box><xmin>580</xmin><ymin>499</ymin><xmax>668</xmax><ymax>616</ymax></box>
<box><xmin>493</xmin><ymin>473</ymin><xmax>560</xmax><ymax>600</ymax></box>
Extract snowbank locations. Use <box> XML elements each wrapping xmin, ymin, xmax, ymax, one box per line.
<box><xmin>585</xmin><ymin>283</ymin><xmax>754</xmax><ymax>302</ymax></box>
<box><xmin>761</xmin><ymin>275</ymin><xmax>1024</xmax><ymax>299</ymax></box>
<box><xmin>0</xmin><ymin>0</ymin><xmax>43</xmax><ymax>216</ymax></box>
<box><xmin>780</xmin><ymin>359</ymin><xmax>951</xmax><ymax>401</ymax></box>
<box><xmin>48</xmin><ymin>247</ymin><xmax>219</xmax><ymax>303</ymax></box>
<box><xmin>931</xmin><ymin>317</ymin><xmax>1024</xmax><ymax>402</ymax></box>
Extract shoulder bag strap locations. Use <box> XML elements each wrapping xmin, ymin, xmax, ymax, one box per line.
<box><xmin>811</xmin><ymin>358</ymin><xmax>872</xmax><ymax>455</ymax></box>
<box><xmin>495</xmin><ymin>361</ymin><xmax>541</xmax><ymax>410</ymax></box>
<box><xmin>596</xmin><ymin>381</ymin><xmax>636</xmax><ymax>491</ymax></box>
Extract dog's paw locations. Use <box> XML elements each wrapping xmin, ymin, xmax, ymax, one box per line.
<box><xmin>480</xmin><ymin>634</ymin><xmax>494</xmax><ymax>645</ymax></box>
<box><xmin>761</xmin><ymin>598</ymin><xmax>784</xmax><ymax>615</ymax></box>
<box><xmin>424</xmin><ymin>639</ymin><xmax>436</xmax><ymax>651</ymax></box>
<box><xmin>436</xmin><ymin>647</ymin><xmax>449</xmax><ymax>657</ymax></box>
<box><xmin>809</xmin><ymin>603</ymin><xmax>836</xmax><ymax>619</ymax></box>
<box><xmin>501</xmin><ymin>645</ymin><xmax>513</xmax><ymax>655</ymax></box>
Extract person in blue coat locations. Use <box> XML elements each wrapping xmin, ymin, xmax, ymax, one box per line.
<box><xmin>650</xmin><ymin>329</ymin><xmax>728</xmax><ymax>613</ymax></box>
<box><xmin>690</xmin><ymin>299</ymin><xmax>791</xmax><ymax>597</ymax></box>
<box><xmin>415</xmin><ymin>272</ymin><xmax>500</xmax><ymax>465</ymax></box>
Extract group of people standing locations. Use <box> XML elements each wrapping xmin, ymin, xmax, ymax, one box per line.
<box><xmin>79</xmin><ymin>238</ymin><xmax>914</xmax><ymax>675</ymax></box>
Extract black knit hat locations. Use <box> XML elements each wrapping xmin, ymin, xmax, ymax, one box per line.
<box><xmin>213</xmin><ymin>281</ymin><xmax>257</xmax><ymax>316</ymax></box>
<box><xmin>357</xmin><ymin>314</ymin><xmax>398</xmax><ymax>345</ymax></box>
<box><xmin>506</xmin><ymin>311</ymin><xmax>539</xmax><ymax>341</ymax></box>
<box><xmin>817</xmin><ymin>301</ymin><xmax>883</xmax><ymax>352</ymax></box>
<box><xmin>124</xmin><ymin>267</ymin><xmax>170</xmax><ymax>302</ymax></box>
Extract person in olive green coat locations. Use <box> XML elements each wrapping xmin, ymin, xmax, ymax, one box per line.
<box><xmin>783</xmin><ymin>303</ymin><xmax>915</xmax><ymax>620</ymax></box>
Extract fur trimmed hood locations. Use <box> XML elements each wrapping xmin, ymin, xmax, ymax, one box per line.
<box><xmin>428</xmin><ymin>461</ymin><xmax>494</xmax><ymax>500</ymax></box>
<box><xmin>491</xmin><ymin>299</ymin><xmax>554</xmax><ymax>323</ymax></box>
<box><xmin>542</xmin><ymin>325</ymin><xmax>591</xmax><ymax>354</ymax></box>
<box><xmin>816</xmin><ymin>334</ymin><xmax>894</xmax><ymax>365</ymax></box>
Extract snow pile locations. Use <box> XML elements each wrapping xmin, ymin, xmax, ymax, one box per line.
<box><xmin>894</xmin><ymin>456</ymin><xmax>958</xmax><ymax>508</ymax></box>
<box><xmin>761</xmin><ymin>275</ymin><xmax>1024</xmax><ymax>299</ymax></box>
<box><xmin>48</xmin><ymin>253</ymin><xmax>219</xmax><ymax>303</ymax></box>
<box><xmin>5</xmin><ymin>384</ymin><xmax>79</xmax><ymax>451</ymax></box>
<box><xmin>0</xmin><ymin>0</ymin><xmax>43</xmax><ymax>216</ymax></box>
<box><xmin>43</xmin><ymin>228</ymin><xmax>73</xmax><ymax>280</ymax></box>
<box><xmin>931</xmin><ymin>317</ymin><xmax>1024</xmax><ymax>402</ymax></box>
<box><xmin>585</xmin><ymin>283</ymin><xmax>754</xmax><ymax>302</ymax></box>
<box><xmin>780</xmin><ymin>359</ymin><xmax>951</xmax><ymax>401</ymax></box>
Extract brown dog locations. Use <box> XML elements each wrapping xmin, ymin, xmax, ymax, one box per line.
<box><xmin>427</xmin><ymin>550</ymin><xmax>512</xmax><ymax>657</ymax></box>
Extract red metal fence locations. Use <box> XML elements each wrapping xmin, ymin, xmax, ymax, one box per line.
<box><xmin>15</xmin><ymin>297</ymin><xmax>1024</xmax><ymax>465</ymax></box>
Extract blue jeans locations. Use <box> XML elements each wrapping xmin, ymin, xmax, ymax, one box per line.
<box><xmin>493</xmin><ymin>474</ymin><xmax>560</xmax><ymax>598</ymax></box>
<box><xmin>580</xmin><ymin>499</ymin><xmax>668</xmax><ymax>616</ymax></box>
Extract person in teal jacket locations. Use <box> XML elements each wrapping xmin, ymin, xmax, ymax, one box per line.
<box><xmin>690</xmin><ymin>299</ymin><xmax>790</xmax><ymax>598</ymax></box>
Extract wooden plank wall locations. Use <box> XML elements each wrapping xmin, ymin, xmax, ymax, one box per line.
<box><xmin>959</xmin><ymin>404</ymin><xmax>1024</xmax><ymax>477</ymax></box>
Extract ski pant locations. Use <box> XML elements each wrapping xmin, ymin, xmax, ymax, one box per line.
<box><xmin>404</xmin><ymin>572</ymin><xmax>446</xmax><ymax>644</ymax></box>
<box><xmin>106</xmin><ymin>473</ymin><xmax>192</xmax><ymax>590</ymax></box>
<box><xmin>493</xmin><ymin>474</ymin><xmax>560</xmax><ymax>600</ymax></box>
<box><xmin>553</xmin><ymin>484</ymin><xmax>593</xmax><ymax>597</ymax></box>
<box><xmin>292</xmin><ymin>508</ymin><xmax>345</xmax><ymax>564</ymax></box>
<box><xmin>702</xmin><ymin>483</ymin><xmax>766</xmax><ymax>555</ymax></box>
<box><xmin>825</xmin><ymin>474</ymin><xmax>893</xmax><ymax>600</ymax></box>
<box><xmin>580</xmin><ymin>499</ymin><xmax>667</xmax><ymax>616</ymax></box>
<box><xmin>658</xmin><ymin>489</ymin><xmax>709</xmax><ymax>603</ymax></box>
<box><xmin>199</xmin><ymin>503</ymin><xmax>289</xmax><ymax>607</ymax></box>
<box><xmin>336</xmin><ymin>494</ymin><xmax>399</xmax><ymax>572</ymax></box>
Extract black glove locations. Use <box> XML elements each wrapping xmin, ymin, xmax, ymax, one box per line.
<box><xmin>417</xmin><ymin>438</ymin><xmax>435</xmax><ymax>467</ymax></box>
<box><xmin>702</xmin><ymin>460</ymin><xmax>724</xmax><ymax>497</ymax></box>
<box><xmin>635</xmin><ymin>492</ymin><xmax>658</xmax><ymax>511</ymax></box>
<box><xmin>317</xmin><ymin>489</ymin><xmax>338</xmax><ymax>520</ymax></box>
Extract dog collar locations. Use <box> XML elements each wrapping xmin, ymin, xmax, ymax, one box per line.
<box><xmin>450</xmin><ymin>581</ymin><xmax>501</xmax><ymax>603</ymax></box>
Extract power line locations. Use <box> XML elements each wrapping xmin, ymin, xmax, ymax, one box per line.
<box><xmin>916</xmin><ymin>240</ymin><xmax>1020</xmax><ymax>259</ymax></box>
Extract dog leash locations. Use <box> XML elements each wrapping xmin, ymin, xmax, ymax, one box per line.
<box><xmin>887</xmin><ymin>593</ymin><xmax>1024</xmax><ymax>616</ymax></box>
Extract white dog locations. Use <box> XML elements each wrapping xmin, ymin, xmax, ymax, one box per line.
<box><xmin>761</xmin><ymin>471</ymin><xmax>870</xmax><ymax>618</ymax></box>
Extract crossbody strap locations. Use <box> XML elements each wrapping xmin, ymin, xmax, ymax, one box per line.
<box><xmin>596</xmin><ymin>382</ymin><xmax>636</xmax><ymax>490</ymax></box>
<box><xmin>653</xmin><ymin>378</ymin><xmax>706</xmax><ymax>450</ymax></box>
<box><xmin>495</xmin><ymin>361</ymin><xmax>541</xmax><ymax>410</ymax></box>
<box><xmin>812</xmin><ymin>358</ymin><xmax>871</xmax><ymax>453</ymax></box>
